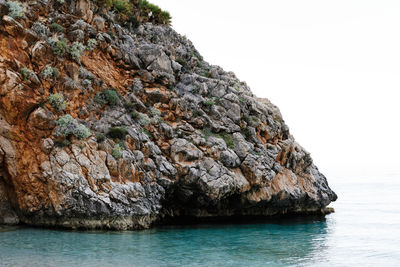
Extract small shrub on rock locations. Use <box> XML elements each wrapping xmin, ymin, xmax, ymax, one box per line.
<box><xmin>130</xmin><ymin>111</ymin><xmax>139</xmax><ymax>119</ymax></box>
<box><xmin>94</xmin><ymin>89</ymin><xmax>120</xmax><ymax>106</ymax></box>
<box><xmin>112</xmin><ymin>144</ymin><xmax>122</xmax><ymax>159</ymax></box>
<box><xmin>54</xmin><ymin>115</ymin><xmax>91</xmax><ymax>140</ymax></box>
<box><xmin>7</xmin><ymin>1</ymin><xmax>24</xmax><ymax>19</ymax></box>
<box><xmin>203</xmin><ymin>99</ymin><xmax>214</xmax><ymax>107</ymax></box>
<box><xmin>137</xmin><ymin>112</ymin><xmax>150</xmax><ymax>126</ymax></box>
<box><xmin>31</xmin><ymin>22</ymin><xmax>49</xmax><ymax>39</ymax></box>
<box><xmin>87</xmin><ymin>39</ymin><xmax>97</xmax><ymax>52</ymax></box>
<box><xmin>50</xmin><ymin>38</ymin><xmax>69</xmax><ymax>57</ymax></box>
<box><xmin>19</xmin><ymin>67</ymin><xmax>31</xmax><ymax>81</ymax></box>
<box><xmin>48</xmin><ymin>93</ymin><xmax>67</xmax><ymax>112</ymax></box>
<box><xmin>150</xmin><ymin>107</ymin><xmax>161</xmax><ymax>117</ymax></box>
<box><xmin>70</xmin><ymin>42</ymin><xmax>86</xmax><ymax>64</ymax></box>
<box><xmin>220</xmin><ymin>132</ymin><xmax>234</xmax><ymax>149</ymax></box>
<box><xmin>139</xmin><ymin>0</ymin><xmax>171</xmax><ymax>24</ymax></box>
<box><xmin>55</xmin><ymin>139</ymin><xmax>71</xmax><ymax>148</ymax></box>
<box><xmin>74</xmin><ymin>124</ymin><xmax>91</xmax><ymax>140</ymax></box>
<box><xmin>49</xmin><ymin>23</ymin><xmax>65</xmax><ymax>33</ymax></box>
<box><xmin>124</xmin><ymin>102</ymin><xmax>135</xmax><ymax>111</ymax></box>
<box><xmin>113</xmin><ymin>0</ymin><xmax>131</xmax><ymax>14</ymax></box>
<box><xmin>96</xmin><ymin>133</ymin><xmax>105</xmax><ymax>143</ymax></box>
<box><xmin>41</xmin><ymin>66</ymin><xmax>59</xmax><ymax>80</ymax></box>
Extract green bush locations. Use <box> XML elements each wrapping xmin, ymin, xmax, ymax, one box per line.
<box><xmin>107</xmin><ymin>127</ymin><xmax>128</xmax><ymax>140</ymax></box>
<box><xmin>150</xmin><ymin>107</ymin><xmax>161</xmax><ymax>117</ymax></box>
<box><xmin>70</xmin><ymin>42</ymin><xmax>86</xmax><ymax>64</ymax></box>
<box><xmin>112</xmin><ymin>144</ymin><xmax>122</xmax><ymax>159</ymax></box>
<box><xmin>139</xmin><ymin>0</ymin><xmax>171</xmax><ymax>24</ymax></box>
<box><xmin>7</xmin><ymin>1</ymin><xmax>24</xmax><ymax>19</ymax></box>
<box><xmin>74</xmin><ymin>124</ymin><xmax>92</xmax><ymax>140</ymax></box>
<box><xmin>55</xmin><ymin>139</ymin><xmax>71</xmax><ymax>147</ymax></box>
<box><xmin>203</xmin><ymin>127</ymin><xmax>212</xmax><ymax>141</ymax></box>
<box><xmin>96</xmin><ymin>133</ymin><xmax>105</xmax><ymax>143</ymax></box>
<box><xmin>94</xmin><ymin>89</ymin><xmax>120</xmax><ymax>106</ymax></box>
<box><xmin>31</xmin><ymin>22</ymin><xmax>49</xmax><ymax>38</ymax></box>
<box><xmin>113</xmin><ymin>0</ymin><xmax>131</xmax><ymax>14</ymax></box>
<box><xmin>48</xmin><ymin>93</ymin><xmax>67</xmax><ymax>112</ymax></box>
<box><xmin>204</xmin><ymin>99</ymin><xmax>214</xmax><ymax>107</ymax></box>
<box><xmin>140</xmin><ymin>128</ymin><xmax>152</xmax><ymax>138</ymax></box>
<box><xmin>124</xmin><ymin>102</ymin><xmax>135</xmax><ymax>111</ymax></box>
<box><xmin>137</xmin><ymin>112</ymin><xmax>150</xmax><ymax>126</ymax></box>
<box><xmin>97</xmin><ymin>0</ymin><xmax>113</xmax><ymax>8</ymax></box>
<box><xmin>19</xmin><ymin>67</ymin><xmax>31</xmax><ymax>81</ymax></box>
<box><xmin>41</xmin><ymin>66</ymin><xmax>59</xmax><ymax>80</ymax></box>
<box><xmin>220</xmin><ymin>132</ymin><xmax>234</xmax><ymax>149</ymax></box>
<box><xmin>50</xmin><ymin>38</ymin><xmax>69</xmax><ymax>57</ymax></box>
<box><xmin>193</xmin><ymin>110</ymin><xmax>202</xmax><ymax>117</ymax></box>
<box><xmin>87</xmin><ymin>39</ymin><xmax>98</xmax><ymax>52</ymax></box>
<box><xmin>130</xmin><ymin>111</ymin><xmax>139</xmax><ymax>119</ymax></box>
<box><xmin>49</xmin><ymin>23</ymin><xmax>65</xmax><ymax>33</ymax></box>
<box><xmin>54</xmin><ymin>115</ymin><xmax>91</xmax><ymax>140</ymax></box>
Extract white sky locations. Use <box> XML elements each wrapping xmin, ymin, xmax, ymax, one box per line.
<box><xmin>151</xmin><ymin>0</ymin><xmax>400</xmax><ymax>176</ymax></box>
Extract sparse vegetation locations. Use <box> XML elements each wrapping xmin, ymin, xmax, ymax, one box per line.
<box><xmin>241</xmin><ymin>127</ymin><xmax>252</xmax><ymax>140</ymax></box>
<box><xmin>219</xmin><ymin>132</ymin><xmax>234</xmax><ymax>149</ymax></box>
<box><xmin>204</xmin><ymin>99</ymin><xmax>214</xmax><ymax>107</ymax></box>
<box><xmin>124</xmin><ymin>102</ymin><xmax>135</xmax><ymax>111</ymax></box>
<box><xmin>113</xmin><ymin>0</ymin><xmax>132</xmax><ymax>14</ymax></box>
<box><xmin>74</xmin><ymin>124</ymin><xmax>92</xmax><ymax>140</ymax></box>
<box><xmin>203</xmin><ymin>127</ymin><xmax>212</xmax><ymax>141</ymax></box>
<box><xmin>137</xmin><ymin>112</ymin><xmax>150</xmax><ymax>126</ymax></box>
<box><xmin>150</xmin><ymin>107</ymin><xmax>161</xmax><ymax>117</ymax></box>
<box><xmin>87</xmin><ymin>39</ymin><xmax>98</xmax><ymax>52</ymax></box>
<box><xmin>41</xmin><ymin>66</ymin><xmax>59</xmax><ymax>80</ymax></box>
<box><xmin>19</xmin><ymin>67</ymin><xmax>31</xmax><ymax>81</ymax></box>
<box><xmin>97</xmin><ymin>0</ymin><xmax>171</xmax><ymax>25</ymax></box>
<box><xmin>48</xmin><ymin>93</ymin><xmax>67</xmax><ymax>112</ymax></box>
<box><xmin>55</xmin><ymin>139</ymin><xmax>71</xmax><ymax>147</ymax></box>
<box><xmin>7</xmin><ymin>1</ymin><xmax>24</xmax><ymax>19</ymax></box>
<box><xmin>176</xmin><ymin>58</ymin><xmax>185</xmax><ymax>66</ymax></box>
<box><xmin>140</xmin><ymin>128</ymin><xmax>152</xmax><ymax>138</ymax></box>
<box><xmin>54</xmin><ymin>115</ymin><xmax>91</xmax><ymax>140</ymax></box>
<box><xmin>94</xmin><ymin>89</ymin><xmax>120</xmax><ymax>106</ymax></box>
<box><xmin>112</xmin><ymin>144</ymin><xmax>122</xmax><ymax>159</ymax></box>
<box><xmin>96</xmin><ymin>133</ymin><xmax>105</xmax><ymax>143</ymax></box>
<box><xmin>70</xmin><ymin>42</ymin><xmax>86</xmax><ymax>64</ymax></box>
<box><xmin>204</xmin><ymin>71</ymin><xmax>211</xmax><ymax>78</ymax></box>
<box><xmin>50</xmin><ymin>38</ymin><xmax>69</xmax><ymax>57</ymax></box>
<box><xmin>130</xmin><ymin>111</ymin><xmax>139</xmax><ymax>119</ymax></box>
<box><xmin>31</xmin><ymin>22</ymin><xmax>49</xmax><ymax>39</ymax></box>
<box><xmin>138</xmin><ymin>0</ymin><xmax>171</xmax><ymax>25</ymax></box>
<box><xmin>49</xmin><ymin>22</ymin><xmax>65</xmax><ymax>33</ymax></box>
<box><xmin>193</xmin><ymin>110</ymin><xmax>202</xmax><ymax>117</ymax></box>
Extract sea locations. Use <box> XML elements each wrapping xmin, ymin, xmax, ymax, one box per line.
<box><xmin>1</xmin><ymin>173</ymin><xmax>399</xmax><ymax>266</ymax></box>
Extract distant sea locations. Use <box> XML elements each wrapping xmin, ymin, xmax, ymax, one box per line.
<box><xmin>1</xmin><ymin>174</ymin><xmax>399</xmax><ymax>266</ymax></box>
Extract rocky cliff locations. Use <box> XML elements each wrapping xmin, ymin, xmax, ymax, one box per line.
<box><xmin>0</xmin><ymin>0</ymin><xmax>337</xmax><ymax>229</ymax></box>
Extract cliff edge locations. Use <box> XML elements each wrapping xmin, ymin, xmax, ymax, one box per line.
<box><xmin>0</xmin><ymin>0</ymin><xmax>337</xmax><ymax>229</ymax></box>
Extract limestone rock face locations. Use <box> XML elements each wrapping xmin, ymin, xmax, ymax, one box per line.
<box><xmin>0</xmin><ymin>0</ymin><xmax>336</xmax><ymax>229</ymax></box>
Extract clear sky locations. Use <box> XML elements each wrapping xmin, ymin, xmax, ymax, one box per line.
<box><xmin>151</xmin><ymin>0</ymin><xmax>400</xmax><ymax>177</ymax></box>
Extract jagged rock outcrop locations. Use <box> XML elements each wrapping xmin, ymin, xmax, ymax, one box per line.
<box><xmin>0</xmin><ymin>0</ymin><xmax>336</xmax><ymax>229</ymax></box>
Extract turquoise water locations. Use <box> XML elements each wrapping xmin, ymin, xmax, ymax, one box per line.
<box><xmin>1</xmin><ymin>174</ymin><xmax>400</xmax><ymax>266</ymax></box>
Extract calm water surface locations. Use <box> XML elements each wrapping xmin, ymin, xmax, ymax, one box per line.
<box><xmin>1</xmin><ymin>174</ymin><xmax>399</xmax><ymax>266</ymax></box>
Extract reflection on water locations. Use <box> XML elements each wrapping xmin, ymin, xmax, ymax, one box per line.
<box><xmin>0</xmin><ymin>217</ymin><xmax>329</xmax><ymax>266</ymax></box>
<box><xmin>1</xmin><ymin>174</ymin><xmax>400</xmax><ymax>266</ymax></box>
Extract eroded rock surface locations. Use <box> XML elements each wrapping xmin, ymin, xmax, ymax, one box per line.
<box><xmin>0</xmin><ymin>0</ymin><xmax>336</xmax><ymax>229</ymax></box>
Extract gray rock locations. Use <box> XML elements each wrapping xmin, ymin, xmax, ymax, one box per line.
<box><xmin>170</xmin><ymin>138</ymin><xmax>203</xmax><ymax>162</ymax></box>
